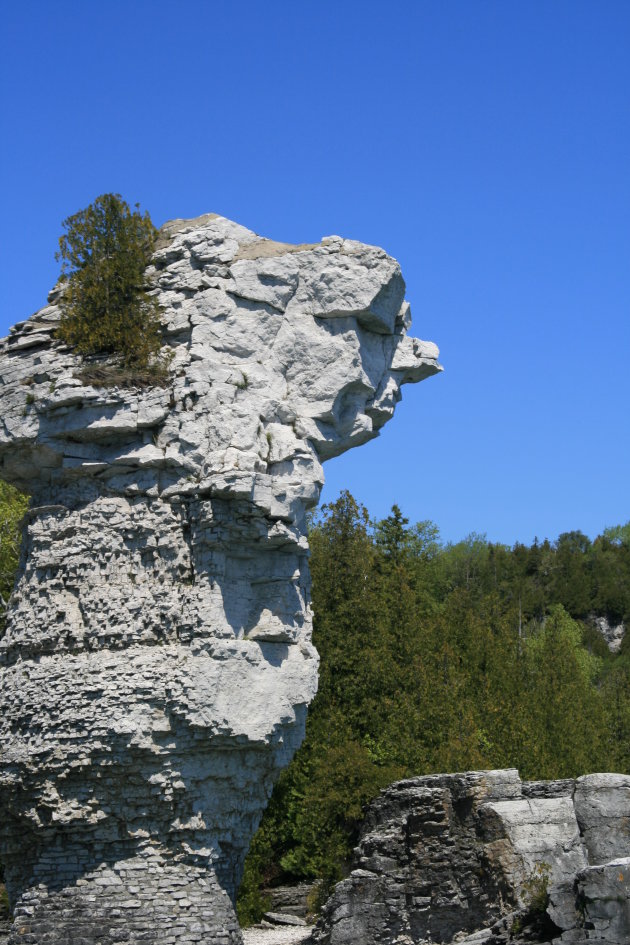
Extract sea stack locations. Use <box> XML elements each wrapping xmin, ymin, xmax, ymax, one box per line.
<box><xmin>0</xmin><ymin>215</ymin><xmax>441</xmax><ymax>944</ymax></box>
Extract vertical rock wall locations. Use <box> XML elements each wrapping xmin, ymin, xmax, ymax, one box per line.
<box><xmin>0</xmin><ymin>215</ymin><xmax>441</xmax><ymax>944</ymax></box>
<box><xmin>311</xmin><ymin>771</ymin><xmax>630</xmax><ymax>945</ymax></box>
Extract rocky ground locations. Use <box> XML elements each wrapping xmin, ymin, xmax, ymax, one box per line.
<box><xmin>0</xmin><ymin>921</ymin><xmax>311</xmax><ymax>945</ymax></box>
<box><xmin>242</xmin><ymin>927</ymin><xmax>312</xmax><ymax>945</ymax></box>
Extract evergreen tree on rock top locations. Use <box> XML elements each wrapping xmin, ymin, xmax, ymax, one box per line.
<box><xmin>55</xmin><ymin>193</ymin><xmax>163</xmax><ymax>372</ymax></box>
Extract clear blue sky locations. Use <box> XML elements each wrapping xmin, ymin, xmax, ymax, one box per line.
<box><xmin>1</xmin><ymin>1</ymin><xmax>628</xmax><ymax>545</ymax></box>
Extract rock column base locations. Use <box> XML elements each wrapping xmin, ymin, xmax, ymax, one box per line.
<box><xmin>9</xmin><ymin>857</ymin><xmax>242</xmax><ymax>945</ymax></box>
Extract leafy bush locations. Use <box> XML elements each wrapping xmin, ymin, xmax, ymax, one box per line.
<box><xmin>235</xmin><ymin>865</ymin><xmax>271</xmax><ymax>928</ymax></box>
<box><xmin>55</xmin><ymin>194</ymin><xmax>164</xmax><ymax>373</ymax></box>
<box><xmin>522</xmin><ymin>861</ymin><xmax>552</xmax><ymax>914</ymax></box>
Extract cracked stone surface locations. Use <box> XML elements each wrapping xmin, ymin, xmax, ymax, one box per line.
<box><xmin>311</xmin><ymin>770</ymin><xmax>630</xmax><ymax>945</ymax></box>
<box><xmin>0</xmin><ymin>214</ymin><xmax>441</xmax><ymax>944</ymax></box>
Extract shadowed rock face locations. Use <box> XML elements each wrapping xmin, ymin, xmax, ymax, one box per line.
<box><xmin>311</xmin><ymin>770</ymin><xmax>630</xmax><ymax>945</ymax></box>
<box><xmin>0</xmin><ymin>215</ymin><xmax>441</xmax><ymax>944</ymax></box>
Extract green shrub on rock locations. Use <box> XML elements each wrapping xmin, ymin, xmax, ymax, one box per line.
<box><xmin>0</xmin><ymin>480</ymin><xmax>28</xmax><ymax>633</ymax></box>
<box><xmin>522</xmin><ymin>861</ymin><xmax>552</xmax><ymax>914</ymax></box>
<box><xmin>55</xmin><ymin>194</ymin><xmax>163</xmax><ymax>373</ymax></box>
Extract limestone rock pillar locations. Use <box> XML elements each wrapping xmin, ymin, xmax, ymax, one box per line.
<box><xmin>0</xmin><ymin>214</ymin><xmax>441</xmax><ymax>944</ymax></box>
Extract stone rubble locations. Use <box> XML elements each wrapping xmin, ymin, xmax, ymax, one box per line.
<box><xmin>311</xmin><ymin>770</ymin><xmax>630</xmax><ymax>945</ymax></box>
<box><xmin>0</xmin><ymin>214</ymin><xmax>441</xmax><ymax>944</ymax></box>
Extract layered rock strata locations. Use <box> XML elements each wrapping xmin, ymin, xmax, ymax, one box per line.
<box><xmin>312</xmin><ymin>770</ymin><xmax>630</xmax><ymax>945</ymax></box>
<box><xmin>0</xmin><ymin>214</ymin><xmax>441</xmax><ymax>944</ymax></box>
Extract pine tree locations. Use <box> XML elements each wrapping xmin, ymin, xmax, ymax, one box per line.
<box><xmin>55</xmin><ymin>194</ymin><xmax>163</xmax><ymax>372</ymax></box>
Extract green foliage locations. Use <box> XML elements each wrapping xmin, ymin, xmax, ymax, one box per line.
<box><xmin>521</xmin><ymin>607</ymin><xmax>605</xmax><ymax>778</ymax></box>
<box><xmin>0</xmin><ymin>483</ymin><xmax>27</xmax><ymax>894</ymax></box>
<box><xmin>522</xmin><ymin>861</ymin><xmax>551</xmax><ymax>914</ymax></box>
<box><xmin>236</xmin><ymin>855</ymin><xmax>272</xmax><ymax>927</ymax></box>
<box><xmin>237</xmin><ymin>494</ymin><xmax>630</xmax><ymax>920</ymax></box>
<box><xmin>2</xmin><ymin>469</ymin><xmax>626</xmax><ymax>921</ymax></box>
<box><xmin>277</xmin><ymin>731</ymin><xmax>402</xmax><ymax>885</ymax></box>
<box><xmin>55</xmin><ymin>194</ymin><xmax>164</xmax><ymax>373</ymax></box>
<box><xmin>602</xmin><ymin>521</ymin><xmax>630</xmax><ymax>547</ymax></box>
<box><xmin>600</xmin><ymin>647</ymin><xmax>630</xmax><ymax>771</ymax></box>
<box><xmin>0</xmin><ymin>481</ymin><xmax>28</xmax><ymax>633</ymax></box>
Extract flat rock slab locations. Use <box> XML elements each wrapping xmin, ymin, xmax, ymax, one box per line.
<box><xmin>264</xmin><ymin>912</ymin><xmax>307</xmax><ymax>926</ymax></box>
<box><xmin>242</xmin><ymin>927</ymin><xmax>312</xmax><ymax>945</ymax></box>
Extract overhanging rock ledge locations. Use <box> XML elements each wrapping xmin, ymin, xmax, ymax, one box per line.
<box><xmin>0</xmin><ymin>214</ymin><xmax>441</xmax><ymax>944</ymax></box>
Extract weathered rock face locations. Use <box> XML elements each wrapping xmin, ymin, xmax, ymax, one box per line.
<box><xmin>0</xmin><ymin>215</ymin><xmax>441</xmax><ymax>944</ymax></box>
<box><xmin>312</xmin><ymin>770</ymin><xmax>630</xmax><ymax>945</ymax></box>
<box><xmin>265</xmin><ymin>883</ymin><xmax>318</xmax><ymax>920</ymax></box>
<box><xmin>589</xmin><ymin>615</ymin><xmax>626</xmax><ymax>654</ymax></box>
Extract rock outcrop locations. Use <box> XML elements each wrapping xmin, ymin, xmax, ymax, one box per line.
<box><xmin>312</xmin><ymin>770</ymin><xmax>630</xmax><ymax>945</ymax></box>
<box><xmin>265</xmin><ymin>884</ymin><xmax>317</xmax><ymax>921</ymax></box>
<box><xmin>589</xmin><ymin>616</ymin><xmax>626</xmax><ymax>654</ymax></box>
<box><xmin>0</xmin><ymin>214</ymin><xmax>441</xmax><ymax>944</ymax></box>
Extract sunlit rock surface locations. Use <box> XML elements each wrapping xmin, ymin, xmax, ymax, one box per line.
<box><xmin>0</xmin><ymin>214</ymin><xmax>441</xmax><ymax>945</ymax></box>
